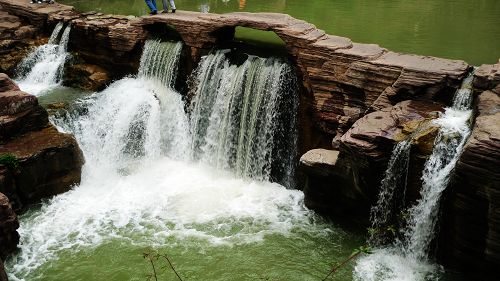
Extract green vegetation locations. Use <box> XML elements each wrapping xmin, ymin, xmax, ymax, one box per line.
<box><xmin>0</xmin><ymin>154</ymin><xmax>19</xmax><ymax>170</ymax></box>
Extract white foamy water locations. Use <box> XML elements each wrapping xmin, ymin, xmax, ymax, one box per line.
<box><xmin>8</xmin><ymin>157</ymin><xmax>310</xmax><ymax>280</ymax></box>
<box><xmin>16</xmin><ymin>22</ymin><xmax>71</xmax><ymax>96</ymax></box>
<box><xmin>7</xmin><ymin>41</ymin><xmax>316</xmax><ymax>280</ymax></box>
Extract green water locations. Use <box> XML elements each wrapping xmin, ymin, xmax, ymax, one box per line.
<box><xmin>58</xmin><ymin>0</ymin><xmax>500</xmax><ymax>65</ymax></box>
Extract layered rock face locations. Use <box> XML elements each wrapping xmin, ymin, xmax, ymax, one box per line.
<box><xmin>439</xmin><ymin>61</ymin><xmax>500</xmax><ymax>273</ymax></box>
<box><xmin>0</xmin><ymin>6</ymin><xmax>46</xmax><ymax>75</ymax></box>
<box><xmin>0</xmin><ymin>73</ymin><xmax>84</xmax><ymax>209</ymax></box>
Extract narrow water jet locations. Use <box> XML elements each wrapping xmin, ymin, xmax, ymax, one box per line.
<box><xmin>368</xmin><ymin>139</ymin><xmax>411</xmax><ymax>246</ymax></box>
<box><xmin>15</xmin><ymin>23</ymin><xmax>71</xmax><ymax>96</ymax></box>
<box><xmin>189</xmin><ymin>50</ymin><xmax>298</xmax><ymax>187</ymax></box>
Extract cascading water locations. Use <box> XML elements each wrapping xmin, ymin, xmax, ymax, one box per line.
<box><xmin>354</xmin><ymin>73</ymin><xmax>475</xmax><ymax>281</ymax></box>
<box><xmin>16</xmin><ymin>22</ymin><xmax>71</xmax><ymax>96</ymax></box>
<box><xmin>401</xmin><ymin>73</ymin><xmax>474</xmax><ymax>260</ymax></box>
<box><xmin>189</xmin><ymin>50</ymin><xmax>298</xmax><ymax>187</ymax></box>
<box><xmin>368</xmin><ymin>139</ymin><xmax>411</xmax><ymax>246</ymax></box>
<box><xmin>7</xmin><ymin>41</ymin><xmax>351</xmax><ymax>281</ymax></box>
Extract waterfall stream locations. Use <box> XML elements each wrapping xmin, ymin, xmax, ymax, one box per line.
<box><xmin>355</xmin><ymin>73</ymin><xmax>475</xmax><ymax>281</ymax></box>
<box><xmin>190</xmin><ymin>50</ymin><xmax>298</xmax><ymax>187</ymax></box>
<box><xmin>16</xmin><ymin>22</ymin><xmax>71</xmax><ymax>96</ymax></box>
<box><xmin>6</xmin><ymin>41</ymin><xmax>355</xmax><ymax>281</ymax></box>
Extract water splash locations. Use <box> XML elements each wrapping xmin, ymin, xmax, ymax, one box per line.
<box><xmin>189</xmin><ymin>50</ymin><xmax>298</xmax><ymax>187</ymax></box>
<box><xmin>16</xmin><ymin>23</ymin><xmax>72</xmax><ymax>96</ymax></box>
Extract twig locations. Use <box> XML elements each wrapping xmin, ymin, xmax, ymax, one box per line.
<box><xmin>145</xmin><ymin>253</ymin><xmax>159</xmax><ymax>281</ymax></box>
<box><xmin>321</xmin><ymin>251</ymin><xmax>361</xmax><ymax>281</ymax></box>
<box><xmin>160</xmin><ymin>254</ymin><xmax>184</xmax><ymax>281</ymax></box>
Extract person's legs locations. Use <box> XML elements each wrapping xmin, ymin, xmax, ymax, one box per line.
<box><xmin>169</xmin><ymin>0</ymin><xmax>176</xmax><ymax>11</ymax></box>
<box><xmin>145</xmin><ymin>0</ymin><xmax>158</xmax><ymax>13</ymax></box>
<box><xmin>161</xmin><ymin>0</ymin><xmax>169</xmax><ymax>12</ymax></box>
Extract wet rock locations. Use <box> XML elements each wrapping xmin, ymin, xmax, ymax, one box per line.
<box><xmin>0</xmin><ymin>192</ymin><xmax>19</xmax><ymax>261</ymax></box>
<box><xmin>440</xmin><ymin>86</ymin><xmax>500</xmax><ymax>273</ymax></box>
<box><xmin>64</xmin><ymin>63</ymin><xmax>110</xmax><ymax>91</ymax></box>
<box><xmin>0</xmin><ymin>73</ymin><xmax>84</xmax><ymax>206</ymax></box>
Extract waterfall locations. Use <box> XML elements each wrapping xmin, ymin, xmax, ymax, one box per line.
<box><xmin>56</xmin><ymin>40</ymin><xmax>189</xmax><ymax>175</ymax></box>
<box><xmin>16</xmin><ymin>22</ymin><xmax>71</xmax><ymax>96</ymax></box>
<box><xmin>189</xmin><ymin>50</ymin><xmax>298</xmax><ymax>187</ymax></box>
<box><xmin>354</xmin><ymin>72</ymin><xmax>475</xmax><ymax>280</ymax></box>
<box><xmin>369</xmin><ymin>139</ymin><xmax>411</xmax><ymax>245</ymax></box>
<box><xmin>8</xmin><ymin>41</ymin><xmax>322</xmax><ymax>281</ymax></box>
<box><xmin>138</xmin><ymin>40</ymin><xmax>182</xmax><ymax>87</ymax></box>
<box><xmin>402</xmin><ymin>73</ymin><xmax>474</xmax><ymax>260</ymax></box>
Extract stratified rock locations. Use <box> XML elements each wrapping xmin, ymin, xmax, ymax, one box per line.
<box><xmin>474</xmin><ymin>60</ymin><xmax>500</xmax><ymax>91</ymax></box>
<box><xmin>440</xmin><ymin>85</ymin><xmax>500</xmax><ymax>273</ymax></box>
<box><xmin>0</xmin><ymin>73</ymin><xmax>84</xmax><ymax>206</ymax></box>
<box><xmin>0</xmin><ymin>75</ymin><xmax>48</xmax><ymax>141</ymax></box>
<box><xmin>0</xmin><ymin>192</ymin><xmax>19</xmax><ymax>260</ymax></box>
<box><xmin>339</xmin><ymin>100</ymin><xmax>443</xmax><ymax>201</ymax></box>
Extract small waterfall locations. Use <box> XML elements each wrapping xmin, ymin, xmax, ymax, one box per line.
<box><xmin>56</xmin><ymin>40</ymin><xmax>188</xmax><ymax>176</ymax></box>
<box><xmin>189</xmin><ymin>50</ymin><xmax>298</xmax><ymax>187</ymax></box>
<box><xmin>16</xmin><ymin>22</ymin><xmax>71</xmax><ymax>96</ymax></box>
<box><xmin>369</xmin><ymin>139</ymin><xmax>411</xmax><ymax>245</ymax></box>
<box><xmin>138</xmin><ymin>40</ymin><xmax>182</xmax><ymax>87</ymax></box>
<box><xmin>402</xmin><ymin>73</ymin><xmax>474</xmax><ymax>260</ymax></box>
<box><xmin>354</xmin><ymin>72</ymin><xmax>475</xmax><ymax>280</ymax></box>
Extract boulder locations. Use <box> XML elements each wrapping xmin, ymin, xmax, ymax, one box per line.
<box><xmin>299</xmin><ymin>149</ymin><xmax>361</xmax><ymax>220</ymax></box>
<box><xmin>440</xmin><ymin>85</ymin><xmax>500</xmax><ymax>273</ymax></box>
<box><xmin>0</xmin><ymin>192</ymin><xmax>19</xmax><ymax>261</ymax></box>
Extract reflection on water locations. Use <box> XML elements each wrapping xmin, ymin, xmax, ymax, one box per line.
<box><xmin>58</xmin><ymin>0</ymin><xmax>500</xmax><ymax>65</ymax></box>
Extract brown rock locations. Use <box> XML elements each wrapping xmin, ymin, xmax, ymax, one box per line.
<box><xmin>63</xmin><ymin>64</ymin><xmax>110</xmax><ymax>91</ymax></box>
<box><xmin>0</xmin><ymin>88</ymin><xmax>49</xmax><ymax>141</ymax></box>
<box><xmin>300</xmin><ymin>149</ymin><xmax>339</xmax><ymax>177</ymax></box>
<box><xmin>339</xmin><ymin>100</ymin><xmax>443</xmax><ymax>200</ymax></box>
<box><xmin>474</xmin><ymin>60</ymin><xmax>500</xmax><ymax>91</ymax></box>
<box><xmin>0</xmin><ymin>74</ymin><xmax>84</xmax><ymax>205</ymax></box>
<box><xmin>0</xmin><ymin>125</ymin><xmax>84</xmax><ymax>204</ymax></box>
<box><xmin>0</xmin><ymin>192</ymin><xmax>19</xmax><ymax>260</ymax></box>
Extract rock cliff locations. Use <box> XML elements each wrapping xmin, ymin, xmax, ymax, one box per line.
<box><xmin>0</xmin><ymin>73</ymin><xmax>84</xmax><ymax>209</ymax></box>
